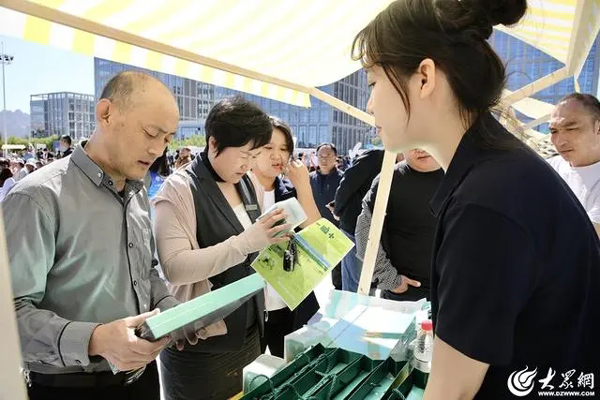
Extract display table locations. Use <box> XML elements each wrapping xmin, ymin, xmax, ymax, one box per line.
<box><xmin>240</xmin><ymin>291</ymin><xmax>430</xmax><ymax>399</ymax></box>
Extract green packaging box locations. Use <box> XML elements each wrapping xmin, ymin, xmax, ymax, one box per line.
<box><xmin>136</xmin><ymin>274</ymin><xmax>265</xmax><ymax>341</ymax></box>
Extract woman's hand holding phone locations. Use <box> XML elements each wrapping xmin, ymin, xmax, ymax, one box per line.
<box><xmin>243</xmin><ymin>208</ymin><xmax>291</xmax><ymax>252</ymax></box>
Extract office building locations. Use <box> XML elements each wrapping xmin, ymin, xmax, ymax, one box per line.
<box><xmin>94</xmin><ymin>58</ymin><xmax>373</xmax><ymax>154</ymax></box>
<box><xmin>94</xmin><ymin>58</ymin><xmax>215</xmax><ymax>129</ymax></box>
<box><xmin>30</xmin><ymin>92</ymin><xmax>95</xmax><ymax>139</ymax></box>
<box><xmin>217</xmin><ymin>69</ymin><xmax>373</xmax><ymax>154</ymax></box>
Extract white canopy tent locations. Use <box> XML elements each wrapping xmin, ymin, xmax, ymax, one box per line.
<box><xmin>0</xmin><ymin>1</ymin><xmax>599</xmax><ymax>398</ymax></box>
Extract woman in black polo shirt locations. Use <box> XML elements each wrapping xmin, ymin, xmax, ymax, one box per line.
<box><xmin>353</xmin><ymin>0</ymin><xmax>599</xmax><ymax>399</ymax></box>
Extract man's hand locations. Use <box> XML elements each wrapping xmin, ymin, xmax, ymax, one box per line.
<box><xmin>88</xmin><ymin>309</ymin><xmax>169</xmax><ymax>371</ymax></box>
<box><xmin>391</xmin><ymin>275</ymin><xmax>421</xmax><ymax>294</ymax></box>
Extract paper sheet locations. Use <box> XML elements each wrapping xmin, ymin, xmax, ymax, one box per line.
<box><xmin>251</xmin><ymin>218</ymin><xmax>353</xmax><ymax>310</ymax></box>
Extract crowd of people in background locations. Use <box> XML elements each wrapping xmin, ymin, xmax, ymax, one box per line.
<box><xmin>0</xmin><ymin>135</ymin><xmax>74</xmax><ymax>201</ymax></box>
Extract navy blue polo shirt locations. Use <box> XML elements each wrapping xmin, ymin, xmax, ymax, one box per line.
<box><xmin>430</xmin><ymin>113</ymin><xmax>600</xmax><ymax>399</ymax></box>
<box><xmin>310</xmin><ymin>168</ymin><xmax>344</xmax><ymax>226</ymax></box>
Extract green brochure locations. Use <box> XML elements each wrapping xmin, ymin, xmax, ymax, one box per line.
<box><xmin>251</xmin><ymin>218</ymin><xmax>354</xmax><ymax>310</ymax></box>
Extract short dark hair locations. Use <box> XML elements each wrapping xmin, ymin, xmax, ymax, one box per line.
<box><xmin>0</xmin><ymin>167</ymin><xmax>13</xmax><ymax>185</ymax></box>
<box><xmin>60</xmin><ymin>135</ymin><xmax>72</xmax><ymax>146</ymax></box>
<box><xmin>269</xmin><ymin>116</ymin><xmax>295</xmax><ymax>156</ymax></box>
<box><xmin>316</xmin><ymin>142</ymin><xmax>338</xmax><ymax>155</ymax></box>
<box><xmin>352</xmin><ymin>0</ymin><xmax>527</xmax><ymax>147</ymax></box>
<box><xmin>559</xmin><ymin>93</ymin><xmax>600</xmax><ymax>121</ymax></box>
<box><xmin>205</xmin><ymin>96</ymin><xmax>272</xmax><ymax>156</ymax></box>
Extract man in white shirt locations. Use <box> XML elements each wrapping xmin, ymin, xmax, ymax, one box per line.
<box><xmin>548</xmin><ymin>93</ymin><xmax>600</xmax><ymax>236</ymax></box>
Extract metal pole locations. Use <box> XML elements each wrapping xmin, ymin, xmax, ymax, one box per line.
<box><xmin>1</xmin><ymin>41</ymin><xmax>7</xmax><ymax>158</ymax></box>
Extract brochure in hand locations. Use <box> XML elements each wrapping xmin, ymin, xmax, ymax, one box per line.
<box><xmin>251</xmin><ymin>218</ymin><xmax>354</xmax><ymax>310</ymax></box>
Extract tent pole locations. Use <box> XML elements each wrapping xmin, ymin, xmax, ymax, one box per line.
<box><xmin>356</xmin><ymin>150</ymin><xmax>396</xmax><ymax>295</ymax></box>
<box><xmin>0</xmin><ymin>210</ymin><xmax>27</xmax><ymax>400</ymax></box>
<box><xmin>500</xmin><ymin>67</ymin><xmax>569</xmax><ymax>106</ymax></box>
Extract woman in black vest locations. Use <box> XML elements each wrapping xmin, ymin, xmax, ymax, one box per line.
<box><xmin>251</xmin><ymin>116</ymin><xmax>321</xmax><ymax>358</ymax></box>
<box><xmin>153</xmin><ymin>96</ymin><xmax>291</xmax><ymax>400</ymax></box>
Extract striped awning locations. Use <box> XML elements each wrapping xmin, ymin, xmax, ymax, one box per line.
<box><xmin>496</xmin><ymin>0</ymin><xmax>578</xmax><ymax>65</ymax></box>
<box><xmin>0</xmin><ymin>0</ymin><xmax>396</xmax><ymax>109</ymax></box>
<box><xmin>499</xmin><ymin>0</ymin><xmax>600</xmax><ymax>109</ymax></box>
<box><xmin>0</xmin><ymin>0</ymin><xmax>597</xmax><ymax>118</ymax></box>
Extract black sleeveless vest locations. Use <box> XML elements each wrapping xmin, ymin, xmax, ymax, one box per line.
<box><xmin>184</xmin><ymin>154</ymin><xmax>265</xmax><ymax>353</ymax></box>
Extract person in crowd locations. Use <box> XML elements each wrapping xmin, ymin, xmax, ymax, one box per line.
<box><xmin>153</xmin><ymin>96</ymin><xmax>289</xmax><ymax>400</ymax></box>
<box><xmin>332</xmin><ymin>149</ymin><xmax>386</xmax><ymax>292</ymax></box>
<box><xmin>174</xmin><ymin>146</ymin><xmax>192</xmax><ymax>169</ymax></box>
<box><xmin>548</xmin><ymin>93</ymin><xmax>600</xmax><ymax>236</ymax></box>
<box><xmin>309</xmin><ymin>150</ymin><xmax>318</xmax><ymax>171</ymax></box>
<box><xmin>353</xmin><ymin>0</ymin><xmax>599</xmax><ymax>398</ymax></box>
<box><xmin>0</xmin><ymin>166</ymin><xmax>16</xmax><ymax>202</ymax></box>
<box><xmin>310</xmin><ymin>142</ymin><xmax>344</xmax><ymax>289</ymax></box>
<box><xmin>355</xmin><ymin>149</ymin><xmax>443</xmax><ymax>301</ymax></box>
<box><xmin>146</xmin><ymin>148</ymin><xmax>171</xmax><ymax>200</ymax></box>
<box><xmin>35</xmin><ymin>160</ymin><xmax>44</xmax><ymax>170</ymax></box>
<box><xmin>25</xmin><ymin>158</ymin><xmax>37</xmax><ymax>174</ymax></box>
<box><xmin>13</xmin><ymin>158</ymin><xmax>27</xmax><ymax>181</ymax></box>
<box><xmin>251</xmin><ymin>116</ymin><xmax>320</xmax><ymax>358</ymax></box>
<box><xmin>23</xmin><ymin>146</ymin><xmax>36</xmax><ymax>161</ymax></box>
<box><xmin>167</xmin><ymin>150</ymin><xmax>175</xmax><ymax>167</ymax></box>
<box><xmin>3</xmin><ymin>71</ymin><xmax>199</xmax><ymax>400</ymax></box>
<box><xmin>58</xmin><ymin>135</ymin><xmax>74</xmax><ymax>158</ymax></box>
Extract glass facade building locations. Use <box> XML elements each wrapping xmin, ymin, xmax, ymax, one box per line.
<box><xmin>94</xmin><ymin>58</ymin><xmax>373</xmax><ymax>154</ymax></box>
<box><xmin>216</xmin><ymin>69</ymin><xmax>372</xmax><ymax>154</ymax></box>
<box><xmin>30</xmin><ymin>92</ymin><xmax>95</xmax><ymax>139</ymax></box>
<box><xmin>94</xmin><ymin>58</ymin><xmax>216</xmax><ymax>125</ymax></box>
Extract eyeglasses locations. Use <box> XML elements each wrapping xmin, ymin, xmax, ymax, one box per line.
<box><xmin>283</xmin><ymin>237</ymin><xmax>298</xmax><ymax>272</ymax></box>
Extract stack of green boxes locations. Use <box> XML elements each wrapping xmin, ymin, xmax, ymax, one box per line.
<box><xmin>243</xmin><ymin>345</ymin><xmax>428</xmax><ymax>400</ymax></box>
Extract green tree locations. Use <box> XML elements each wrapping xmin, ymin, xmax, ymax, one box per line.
<box><xmin>169</xmin><ymin>134</ymin><xmax>206</xmax><ymax>150</ymax></box>
<box><xmin>6</xmin><ymin>135</ymin><xmax>59</xmax><ymax>150</ymax></box>
<box><xmin>31</xmin><ymin>135</ymin><xmax>59</xmax><ymax>149</ymax></box>
<box><xmin>7</xmin><ymin>136</ymin><xmax>28</xmax><ymax>146</ymax></box>
<box><xmin>371</xmin><ymin>136</ymin><xmax>382</xmax><ymax>146</ymax></box>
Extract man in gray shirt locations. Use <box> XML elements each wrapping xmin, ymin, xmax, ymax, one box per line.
<box><xmin>3</xmin><ymin>71</ymin><xmax>181</xmax><ymax>400</ymax></box>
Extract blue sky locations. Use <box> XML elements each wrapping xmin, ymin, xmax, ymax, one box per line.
<box><xmin>1</xmin><ymin>35</ymin><xmax>94</xmax><ymax>113</ymax></box>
